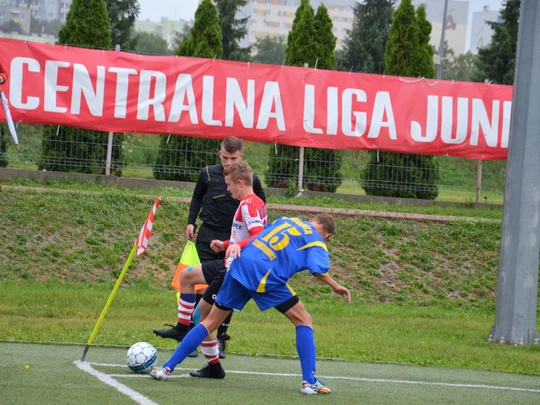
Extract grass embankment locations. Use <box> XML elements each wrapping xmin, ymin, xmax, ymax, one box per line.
<box><xmin>1</xmin><ymin>182</ymin><xmax>539</xmax><ymax>375</ymax></box>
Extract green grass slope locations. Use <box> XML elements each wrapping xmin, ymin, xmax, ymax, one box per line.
<box><xmin>0</xmin><ymin>185</ymin><xmax>506</xmax><ymax>307</ymax></box>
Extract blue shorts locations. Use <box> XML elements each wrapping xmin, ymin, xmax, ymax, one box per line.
<box><xmin>215</xmin><ymin>272</ymin><xmax>296</xmax><ymax>312</ymax></box>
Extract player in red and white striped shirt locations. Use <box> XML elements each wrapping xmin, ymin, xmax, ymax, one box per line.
<box><xmin>156</xmin><ymin>162</ymin><xmax>267</xmax><ymax>378</ymax></box>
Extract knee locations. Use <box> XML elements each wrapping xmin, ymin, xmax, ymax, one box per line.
<box><xmin>289</xmin><ymin>311</ymin><xmax>312</xmax><ymax>327</ymax></box>
<box><xmin>180</xmin><ymin>267</ymin><xmax>196</xmax><ymax>283</ymax></box>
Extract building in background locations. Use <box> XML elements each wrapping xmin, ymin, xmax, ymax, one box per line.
<box><xmin>411</xmin><ymin>0</ymin><xmax>469</xmax><ymax>55</ymax></box>
<box><xmin>240</xmin><ymin>0</ymin><xmax>356</xmax><ymax>49</ymax></box>
<box><xmin>0</xmin><ymin>0</ymin><xmax>72</xmax><ymax>32</ymax></box>
<box><xmin>469</xmin><ymin>5</ymin><xmax>499</xmax><ymax>54</ymax></box>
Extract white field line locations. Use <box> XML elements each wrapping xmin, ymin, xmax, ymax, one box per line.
<box><xmin>74</xmin><ymin>361</ymin><xmax>159</xmax><ymax>405</ymax></box>
<box><xmin>88</xmin><ymin>362</ymin><xmax>540</xmax><ymax>394</ymax></box>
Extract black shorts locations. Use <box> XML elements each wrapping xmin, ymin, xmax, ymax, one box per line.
<box><xmin>196</xmin><ymin>224</ymin><xmax>229</xmax><ymax>263</ymax></box>
<box><xmin>201</xmin><ymin>260</ymin><xmax>227</xmax><ymax>305</ymax></box>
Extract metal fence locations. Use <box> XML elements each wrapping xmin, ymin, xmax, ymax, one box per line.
<box><xmin>0</xmin><ymin>123</ymin><xmax>507</xmax><ymax>204</ymax></box>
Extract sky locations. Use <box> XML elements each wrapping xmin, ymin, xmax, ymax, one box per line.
<box><xmin>137</xmin><ymin>0</ymin><xmax>505</xmax><ymax>24</ymax></box>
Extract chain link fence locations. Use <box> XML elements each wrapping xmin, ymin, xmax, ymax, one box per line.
<box><xmin>0</xmin><ymin>123</ymin><xmax>506</xmax><ymax>204</ymax></box>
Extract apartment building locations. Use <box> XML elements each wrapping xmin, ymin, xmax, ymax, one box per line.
<box><xmin>0</xmin><ymin>0</ymin><xmax>72</xmax><ymax>31</ymax></box>
<box><xmin>240</xmin><ymin>0</ymin><xmax>357</xmax><ymax>49</ymax></box>
<box><xmin>469</xmin><ymin>5</ymin><xmax>499</xmax><ymax>54</ymax></box>
<box><xmin>411</xmin><ymin>0</ymin><xmax>469</xmax><ymax>55</ymax></box>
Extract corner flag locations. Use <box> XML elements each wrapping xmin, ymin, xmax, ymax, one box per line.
<box><xmin>0</xmin><ymin>90</ymin><xmax>19</xmax><ymax>151</ymax></box>
<box><xmin>171</xmin><ymin>241</ymin><xmax>206</xmax><ymax>293</ymax></box>
<box><xmin>136</xmin><ymin>196</ymin><xmax>162</xmax><ymax>257</ymax></box>
<box><xmin>81</xmin><ymin>196</ymin><xmax>162</xmax><ymax>361</ymax></box>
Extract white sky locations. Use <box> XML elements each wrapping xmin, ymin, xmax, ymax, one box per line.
<box><xmin>138</xmin><ymin>0</ymin><xmax>505</xmax><ymax>23</ymax></box>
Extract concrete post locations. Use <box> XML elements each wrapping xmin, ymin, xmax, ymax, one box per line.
<box><xmin>490</xmin><ymin>1</ymin><xmax>540</xmax><ymax>346</ymax></box>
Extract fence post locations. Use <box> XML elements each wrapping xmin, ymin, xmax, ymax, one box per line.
<box><xmin>106</xmin><ymin>44</ymin><xmax>121</xmax><ymax>176</ymax></box>
<box><xmin>475</xmin><ymin>159</ymin><xmax>483</xmax><ymax>205</ymax></box>
<box><xmin>296</xmin><ymin>63</ymin><xmax>309</xmax><ymax>194</ymax></box>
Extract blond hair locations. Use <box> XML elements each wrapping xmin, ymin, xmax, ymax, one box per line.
<box><xmin>224</xmin><ymin>161</ymin><xmax>253</xmax><ymax>186</ymax></box>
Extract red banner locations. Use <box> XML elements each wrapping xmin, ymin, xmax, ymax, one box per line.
<box><xmin>0</xmin><ymin>38</ymin><xmax>512</xmax><ymax>160</ymax></box>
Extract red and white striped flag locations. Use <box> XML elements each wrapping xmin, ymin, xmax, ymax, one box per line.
<box><xmin>135</xmin><ymin>196</ymin><xmax>162</xmax><ymax>257</ymax></box>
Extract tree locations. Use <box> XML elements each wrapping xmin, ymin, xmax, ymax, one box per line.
<box><xmin>173</xmin><ymin>0</ymin><xmax>222</xmax><ymax>58</ymax></box>
<box><xmin>58</xmin><ymin>0</ymin><xmax>112</xmax><ymax>48</ymax></box>
<box><xmin>266</xmin><ymin>0</ymin><xmax>315</xmax><ymax>190</ymax></box>
<box><xmin>384</xmin><ymin>0</ymin><xmax>420</xmax><ymax>77</ymax></box>
<box><xmin>135</xmin><ymin>32</ymin><xmax>172</xmax><ymax>55</ymax></box>
<box><xmin>337</xmin><ymin>0</ymin><xmax>395</xmax><ymax>74</ymax></box>
<box><xmin>251</xmin><ymin>36</ymin><xmax>287</xmax><ymax>65</ymax></box>
<box><xmin>215</xmin><ymin>0</ymin><xmax>250</xmax><ymax>61</ymax></box>
<box><xmin>155</xmin><ymin>0</ymin><xmax>222</xmax><ymax>181</ymax></box>
<box><xmin>474</xmin><ymin>0</ymin><xmax>520</xmax><ymax>84</ymax></box>
<box><xmin>104</xmin><ymin>0</ymin><xmax>140</xmax><ymax>51</ymax></box>
<box><xmin>437</xmin><ymin>42</ymin><xmax>478</xmax><ymax>82</ymax></box>
<box><xmin>266</xmin><ymin>2</ymin><xmax>342</xmax><ymax>193</ymax></box>
<box><xmin>362</xmin><ymin>0</ymin><xmax>439</xmax><ymax>200</ymax></box>
<box><xmin>42</xmin><ymin>0</ymin><xmax>125</xmax><ymax>176</ymax></box>
<box><xmin>313</xmin><ymin>4</ymin><xmax>335</xmax><ymax>70</ymax></box>
<box><xmin>285</xmin><ymin>0</ymin><xmax>307</xmax><ymax>63</ymax></box>
<box><xmin>286</xmin><ymin>1</ymin><xmax>317</xmax><ymax>67</ymax></box>
<box><xmin>2</xmin><ymin>19</ymin><xmax>25</xmax><ymax>35</ymax></box>
<box><xmin>416</xmin><ymin>4</ymin><xmax>436</xmax><ymax>79</ymax></box>
<box><xmin>171</xmin><ymin>22</ymin><xmax>193</xmax><ymax>51</ymax></box>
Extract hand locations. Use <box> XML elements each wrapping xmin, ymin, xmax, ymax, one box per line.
<box><xmin>186</xmin><ymin>224</ymin><xmax>196</xmax><ymax>240</ymax></box>
<box><xmin>226</xmin><ymin>244</ymin><xmax>242</xmax><ymax>260</ymax></box>
<box><xmin>333</xmin><ymin>285</ymin><xmax>351</xmax><ymax>303</ymax></box>
<box><xmin>210</xmin><ymin>240</ymin><xmax>225</xmax><ymax>253</ymax></box>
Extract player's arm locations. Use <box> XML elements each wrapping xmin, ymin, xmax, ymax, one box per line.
<box><xmin>225</xmin><ymin>225</ymin><xmax>263</xmax><ymax>259</ymax></box>
<box><xmin>210</xmin><ymin>239</ymin><xmax>226</xmax><ymax>252</ymax></box>
<box><xmin>314</xmin><ymin>273</ymin><xmax>351</xmax><ymax>303</ymax></box>
<box><xmin>186</xmin><ymin>169</ymin><xmax>208</xmax><ymax>239</ymax></box>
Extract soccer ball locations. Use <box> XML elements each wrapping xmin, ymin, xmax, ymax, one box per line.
<box><xmin>126</xmin><ymin>342</ymin><xmax>158</xmax><ymax>373</ymax></box>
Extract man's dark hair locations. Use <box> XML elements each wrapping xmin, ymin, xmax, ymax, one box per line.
<box><xmin>312</xmin><ymin>213</ymin><xmax>335</xmax><ymax>236</ymax></box>
<box><xmin>221</xmin><ymin>136</ymin><xmax>244</xmax><ymax>153</ymax></box>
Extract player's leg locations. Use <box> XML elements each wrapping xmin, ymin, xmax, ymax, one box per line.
<box><xmin>188</xmin><ymin>273</ymin><xmax>253</xmax><ymax>379</ymax></box>
<box><xmin>189</xmin><ymin>276</ymin><xmax>226</xmax><ymax>377</ymax></box>
<box><xmin>151</xmin><ymin>305</ymin><xmax>230</xmax><ymax>381</ymax></box>
<box><xmin>204</xmin><ymin>269</ymin><xmax>232</xmax><ymax>358</ymax></box>
<box><xmin>276</xmin><ymin>291</ymin><xmax>330</xmax><ymax>395</ymax></box>
<box><xmin>153</xmin><ymin>261</ymin><xmax>218</xmax><ymax>341</ymax></box>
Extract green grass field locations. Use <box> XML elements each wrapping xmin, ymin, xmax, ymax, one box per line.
<box><xmin>0</xmin><ymin>180</ymin><xmax>539</xmax><ymax>404</ymax></box>
<box><xmin>3</xmin><ymin>343</ymin><xmax>540</xmax><ymax>405</ymax></box>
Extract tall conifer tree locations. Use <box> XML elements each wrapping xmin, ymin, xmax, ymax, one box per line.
<box><xmin>267</xmin><ymin>2</ymin><xmax>342</xmax><ymax>192</ymax></box>
<box><xmin>41</xmin><ymin>0</ymin><xmax>125</xmax><ymax>175</ymax></box>
<box><xmin>154</xmin><ymin>0</ymin><xmax>223</xmax><ymax>181</ymax></box>
<box><xmin>474</xmin><ymin>0</ymin><xmax>520</xmax><ymax>84</ymax></box>
<box><xmin>361</xmin><ymin>0</ymin><xmax>439</xmax><ymax>200</ymax></box>
<box><xmin>416</xmin><ymin>4</ymin><xmax>436</xmax><ymax>79</ymax></box>
<box><xmin>104</xmin><ymin>0</ymin><xmax>140</xmax><ymax>51</ymax></box>
<box><xmin>338</xmin><ymin>0</ymin><xmax>395</xmax><ymax>74</ymax></box>
<box><xmin>215</xmin><ymin>0</ymin><xmax>250</xmax><ymax>61</ymax></box>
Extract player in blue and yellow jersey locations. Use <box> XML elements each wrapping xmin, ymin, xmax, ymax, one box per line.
<box><xmin>151</xmin><ymin>214</ymin><xmax>351</xmax><ymax>395</ymax></box>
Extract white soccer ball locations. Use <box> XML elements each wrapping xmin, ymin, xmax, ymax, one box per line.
<box><xmin>126</xmin><ymin>342</ymin><xmax>158</xmax><ymax>373</ymax></box>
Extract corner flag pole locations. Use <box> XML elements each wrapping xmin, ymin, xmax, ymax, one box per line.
<box><xmin>81</xmin><ymin>244</ymin><xmax>137</xmax><ymax>361</ymax></box>
<box><xmin>0</xmin><ymin>89</ymin><xmax>20</xmax><ymax>151</ymax></box>
<box><xmin>81</xmin><ymin>196</ymin><xmax>162</xmax><ymax>361</ymax></box>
